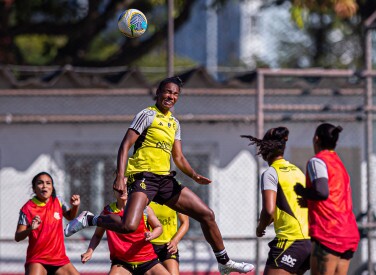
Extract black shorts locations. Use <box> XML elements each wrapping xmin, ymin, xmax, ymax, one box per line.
<box><xmin>111</xmin><ymin>258</ymin><xmax>159</xmax><ymax>275</ymax></box>
<box><xmin>311</xmin><ymin>238</ymin><xmax>355</xmax><ymax>260</ymax></box>
<box><xmin>266</xmin><ymin>238</ymin><xmax>311</xmax><ymax>274</ymax></box>
<box><xmin>25</xmin><ymin>263</ymin><xmax>64</xmax><ymax>275</ymax></box>
<box><xmin>127</xmin><ymin>171</ymin><xmax>185</xmax><ymax>204</ymax></box>
<box><xmin>153</xmin><ymin>243</ymin><xmax>180</xmax><ymax>263</ymax></box>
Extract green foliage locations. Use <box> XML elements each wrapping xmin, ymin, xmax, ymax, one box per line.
<box><xmin>85</xmin><ymin>32</ymin><xmax>121</xmax><ymax>62</ymax></box>
<box><xmin>1</xmin><ymin>0</ymin><xmax>199</xmax><ymax>66</ymax></box>
<box><xmin>15</xmin><ymin>35</ymin><xmax>67</xmax><ymax>65</ymax></box>
<box><xmin>290</xmin><ymin>6</ymin><xmax>305</xmax><ymax>29</ymax></box>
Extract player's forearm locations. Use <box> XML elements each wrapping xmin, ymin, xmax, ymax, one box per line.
<box><xmin>116</xmin><ymin>141</ymin><xmax>128</xmax><ymax>178</ymax></box>
<box><xmin>65</xmin><ymin>206</ymin><xmax>79</xmax><ymax>221</ymax></box>
<box><xmin>304</xmin><ymin>178</ymin><xmax>329</xmax><ymax>201</ymax></box>
<box><xmin>172</xmin><ymin>222</ymin><xmax>189</xmax><ymax>244</ymax></box>
<box><xmin>150</xmin><ymin>225</ymin><xmax>163</xmax><ymax>239</ymax></box>
<box><xmin>88</xmin><ymin>235</ymin><xmax>103</xmax><ymax>251</ymax></box>
<box><xmin>174</xmin><ymin>155</ymin><xmax>196</xmax><ymax>178</ymax></box>
<box><xmin>258</xmin><ymin>208</ymin><xmax>273</xmax><ymax>231</ymax></box>
<box><xmin>15</xmin><ymin>227</ymin><xmax>32</xmax><ymax>242</ymax></box>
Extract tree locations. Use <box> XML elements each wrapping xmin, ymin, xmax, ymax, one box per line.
<box><xmin>260</xmin><ymin>0</ymin><xmax>376</xmax><ymax>68</ymax></box>
<box><xmin>0</xmin><ymin>0</ymin><xmax>198</xmax><ymax>66</ymax></box>
<box><xmin>1</xmin><ymin>0</ymin><xmax>374</xmax><ymax>69</ymax></box>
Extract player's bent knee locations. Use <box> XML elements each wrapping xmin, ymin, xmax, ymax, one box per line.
<box><xmin>120</xmin><ymin>222</ymin><xmax>138</xmax><ymax>233</ymax></box>
<box><xmin>200</xmin><ymin>208</ymin><xmax>216</xmax><ymax>223</ymax></box>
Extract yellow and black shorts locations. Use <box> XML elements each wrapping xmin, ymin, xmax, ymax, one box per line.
<box><xmin>127</xmin><ymin>171</ymin><xmax>185</xmax><ymax>204</ymax></box>
<box><xmin>153</xmin><ymin>243</ymin><xmax>180</xmax><ymax>263</ymax></box>
<box><xmin>266</xmin><ymin>238</ymin><xmax>311</xmax><ymax>274</ymax></box>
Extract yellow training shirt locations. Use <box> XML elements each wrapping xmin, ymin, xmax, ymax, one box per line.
<box><xmin>126</xmin><ymin>105</ymin><xmax>181</xmax><ymax>176</ymax></box>
<box><xmin>270</xmin><ymin>159</ymin><xmax>310</xmax><ymax>240</ymax></box>
<box><xmin>149</xmin><ymin>202</ymin><xmax>178</xmax><ymax>245</ymax></box>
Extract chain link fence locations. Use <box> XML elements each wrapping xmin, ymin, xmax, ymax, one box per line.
<box><xmin>1</xmin><ymin>1</ymin><xmax>376</xmax><ymax>273</ymax></box>
<box><xmin>0</xmin><ymin>66</ymin><xmax>375</xmax><ymax>274</ymax></box>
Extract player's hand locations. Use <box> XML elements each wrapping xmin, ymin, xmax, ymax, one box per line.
<box><xmin>31</xmin><ymin>215</ymin><xmax>42</xmax><ymax>230</ymax></box>
<box><xmin>144</xmin><ymin>231</ymin><xmax>153</xmax><ymax>241</ymax></box>
<box><xmin>297</xmin><ymin>197</ymin><xmax>308</xmax><ymax>208</ymax></box>
<box><xmin>113</xmin><ymin>176</ymin><xmax>127</xmax><ymax>193</ymax></box>
<box><xmin>81</xmin><ymin>250</ymin><xmax>93</xmax><ymax>264</ymax></box>
<box><xmin>294</xmin><ymin>183</ymin><xmax>305</xmax><ymax>196</ymax></box>
<box><xmin>193</xmin><ymin>174</ymin><xmax>212</xmax><ymax>185</ymax></box>
<box><xmin>256</xmin><ymin>225</ymin><xmax>265</xmax><ymax>237</ymax></box>
<box><xmin>167</xmin><ymin>240</ymin><xmax>178</xmax><ymax>254</ymax></box>
<box><xmin>70</xmin><ymin>194</ymin><xmax>80</xmax><ymax>207</ymax></box>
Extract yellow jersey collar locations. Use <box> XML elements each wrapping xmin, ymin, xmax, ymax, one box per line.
<box><xmin>31</xmin><ymin>196</ymin><xmax>48</xmax><ymax>206</ymax></box>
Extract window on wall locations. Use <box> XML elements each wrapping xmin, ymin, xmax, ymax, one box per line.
<box><xmin>173</xmin><ymin>152</ymin><xmax>211</xmax><ymax>237</ymax></box>
<box><xmin>64</xmin><ymin>154</ymin><xmax>116</xmax><ymax>235</ymax></box>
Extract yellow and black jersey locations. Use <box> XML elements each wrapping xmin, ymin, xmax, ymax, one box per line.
<box><xmin>263</xmin><ymin>159</ymin><xmax>310</xmax><ymax>240</ymax></box>
<box><xmin>126</xmin><ymin>105</ymin><xmax>181</xmax><ymax>176</ymax></box>
<box><xmin>149</xmin><ymin>201</ymin><xmax>178</xmax><ymax>245</ymax></box>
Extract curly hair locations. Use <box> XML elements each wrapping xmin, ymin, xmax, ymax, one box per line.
<box><xmin>241</xmin><ymin>127</ymin><xmax>289</xmax><ymax>160</ymax></box>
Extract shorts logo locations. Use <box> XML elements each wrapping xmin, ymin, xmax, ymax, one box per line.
<box><xmin>54</xmin><ymin>212</ymin><xmax>61</xmax><ymax>220</ymax></box>
<box><xmin>281</xmin><ymin>254</ymin><xmax>296</xmax><ymax>267</ymax></box>
<box><xmin>140</xmin><ymin>178</ymin><xmax>146</xmax><ymax>190</ymax></box>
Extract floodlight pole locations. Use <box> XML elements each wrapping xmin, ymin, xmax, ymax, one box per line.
<box><xmin>167</xmin><ymin>0</ymin><xmax>174</xmax><ymax>77</ymax></box>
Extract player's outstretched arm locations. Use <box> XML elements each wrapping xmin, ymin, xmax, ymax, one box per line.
<box><xmin>81</xmin><ymin>226</ymin><xmax>105</xmax><ymax>264</ymax></box>
<box><xmin>172</xmin><ymin>140</ymin><xmax>212</xmax><ymax>185</ymax></box>
<box><xmin>64</xmin><ymin>194</ymin><xmax>81</xmax><ymax>221</ymax></box>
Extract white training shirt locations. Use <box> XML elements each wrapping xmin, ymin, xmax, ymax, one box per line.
<box><xmin>306</xmin><ymin>157</ymin><xmax>329</xmax><ymax>182</ymax></box>
<box><xmin>261</xmin><ymin>166</ymin><xmax>278</xmax><ymax>192</ymax></box>
<box><xmin>130</xmin><ymin>107</ymin><xmax>181</xmax><ymax>140</ymax></box>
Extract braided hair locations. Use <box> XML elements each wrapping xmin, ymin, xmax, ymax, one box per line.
<box><xmin>315</xmin><ymin>123</ymin><xmax>343</xmax><ymax>150</ymax></box>
<box><xmin>241</xmin><ymin>126</ymin><xmax>289</xmax><ymax>161</ymax></box>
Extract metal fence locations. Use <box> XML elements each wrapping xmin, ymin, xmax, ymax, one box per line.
<box><xmin>1</xmin><ymin>67</ymin><xmax>376</xmax><ymax>275</ymax></box>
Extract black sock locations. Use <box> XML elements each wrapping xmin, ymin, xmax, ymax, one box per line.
<box><xmin>214</xmin><ymin>249</ymin><xmax>230</xmax><ymax>265</ymax></box>
<box><xmin>87</xmin><ymin>214</ymin><xmax>97</xmax><ymax>226</ymax></box>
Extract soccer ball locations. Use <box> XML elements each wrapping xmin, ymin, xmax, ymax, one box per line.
<box><xmin>118</xmin><ymin>9</ymin><xmax>148</xmax><ymax>38</ymax></box>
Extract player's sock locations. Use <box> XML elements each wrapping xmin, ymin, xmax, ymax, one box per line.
<box><xmin>214</xmin><ymin>249</ymin><xmax>230</xmax><ymax>264</ymax></box>
<box><xmin>88</xmin><ymin>215</ymin><xmax>98</xmax><ymax>226</ymax></box>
